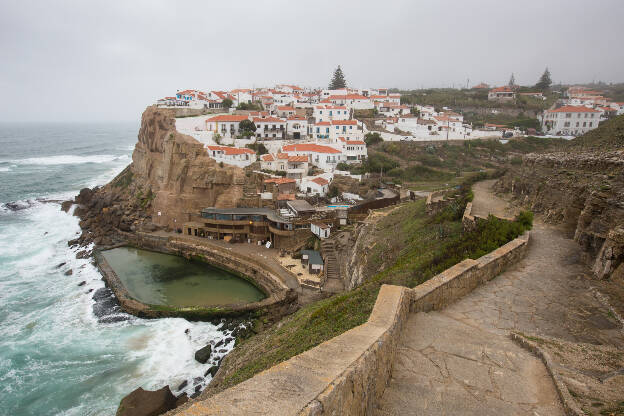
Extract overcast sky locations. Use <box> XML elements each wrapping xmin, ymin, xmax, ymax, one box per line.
<box><xmin>1</xmin><ymin>0</ymin><xmax>623</xmax><ymax>122</ymax></box>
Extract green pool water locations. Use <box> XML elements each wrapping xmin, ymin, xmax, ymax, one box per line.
<box><xmin>100</xmin><ymin>247</ymin><xmax>266</xmax><ymax>307</ymax></box>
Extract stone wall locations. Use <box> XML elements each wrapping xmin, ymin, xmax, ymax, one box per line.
<box><xmin>170</xmin><ymin>231</ymin><xmax>530</xmax><ymax>415</ymax></box>
<box><xmin>97</xmin><ymin>232</ymin><xmax>297</xmax><ymax>321</ymax></box>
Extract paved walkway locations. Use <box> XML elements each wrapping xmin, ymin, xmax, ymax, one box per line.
<box><xmin>375</xmin><ymin>181</ymin><xmax>623</xmax><ymax>415</ymax></box>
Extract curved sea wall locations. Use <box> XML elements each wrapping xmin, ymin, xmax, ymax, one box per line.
<box><xmin>170</xmin><ymin>231</ymin><xmax>530</xmax><ymax>415</ymax></box>
<box><xmin>96</xmin><ymin>232</ymin><xmax>297</xmax><ymax>321</ymax></box>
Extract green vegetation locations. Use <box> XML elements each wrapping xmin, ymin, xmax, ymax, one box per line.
<box><xmin>215</xmin><ymin>181</ymin><xmax>533</xmax><ymax>392</ymax></box>
<box><xmin>238</xmin><ymin>119</ymin><xmax>256</xmax><ymax>138</ymax></box>
<box><xmin>246</xmin><ymin>142</ymin><xmax>268</xmax><ymax>155</ymax></box>
<box><xmin>222</xmin><ymin>98</ymin><xmax>233</xmax><ymax>109</ymax></box>
<box><xmin>399</xmin><ymin>88</ymin><xmax>556</xmax><ymax>111</ymax></box>
<box><xmin>328</xmin><ymin>65</ymin><xmax>347</xmax><ymax>89</ymax></box>
<box><xmin>567</xmin><ymin>113</ymin><xmax>624</xmax><ymax>150</ymax></box>
<box><xmin>113</xmin><ymin>167</ymin><xmax>133</xmax><ymax>189</ymax></box>
<box><xmin>364</xmin><ymin>131</ymin><xmax>383</xmax><ymax>146</ymax></box>
<box><xmin>237</xmin><ymin>102</ymin><xmax>263</xmax><ymax>111</ymax></box>
<box><xmin>535</xmin><ymin>67</ymin><xmax>552</xmax><ymax>91</ymax></box>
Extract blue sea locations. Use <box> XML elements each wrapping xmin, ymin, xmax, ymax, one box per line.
<box><xmin>0</xmin><ymin>123</ymin><xmax>229</xmax><ymax>415</ymax></box>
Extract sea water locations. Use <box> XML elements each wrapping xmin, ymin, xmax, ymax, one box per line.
<box><xmin>0</xmin><ymin>123</ymin><xmax>233</xmax><ymax>415</ymax></box>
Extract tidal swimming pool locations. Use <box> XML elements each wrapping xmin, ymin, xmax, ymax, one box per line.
<box><xmin>100</xmin><ymin>247</ymin><xmax>266</xmax><ymax>307</ymax></box>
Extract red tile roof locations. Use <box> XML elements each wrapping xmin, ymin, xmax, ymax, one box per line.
<box><xmin>490</xmin><ymin>86</ymin><xmax>514</xmax><ymax>93</ymax></box>
<box><xmin>253</xmin><ymin>116</ymin><xmax>285</xmax><ymax>123</ymax></box>
<box><xmin>282</xmin><ymin>144</ymin><xmax>341</xmax><ymax>154</ymax></box>
<box><xmin>311</xmin><ymin>177</ymin><xmax>329</xmax><ymax>185</ymax></box>
<box><xmin>331</xmin><ymin>120</ymin><xmax>358</xmax><ymax>125</ymax></box>
<box><xmin>264</xmin><ymin>177</ymin><xmax>296</xmax><ymax>184</ymax></box>
<box><xmin>206</xmin><ymin>145</ymin><xmax>255</xmax><ymax>155</ymax></box>
<box><xmin>277</xmin><ymin>106</ymin><xmax>295</xmax><ymax>111</ymax></box>
<box><xmin>328</xmin><ymin>94</ymin><xmax>369</xmax><ymax>101</ymax></box>
<box><xmin>288</xmin><ymin>155</ymin><xmax>309</xmax><ymax>162</ymax></box>
<box><xmin>206</xmin><ymin>115</ymin><xmax>249</xmax><ymax>122</ymax></box>
<box><xmin>277</xmin><ymin>193</ymin><xmax>296</xmax><ymax>201</ymax></box>
<box><xmin>547</xmin><ymin>105</ymin><xmax>600</xmax><ymax>113</ymax></box>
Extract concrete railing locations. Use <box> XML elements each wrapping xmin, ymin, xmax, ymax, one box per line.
<box><xmin>172</xmin><ymin>230</ymin><xmax>530</xmax><ymax>415</ymax></box>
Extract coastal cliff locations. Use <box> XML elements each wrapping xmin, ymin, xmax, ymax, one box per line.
<box><xmin>495</xmin><ymin>115</ymin><xmax>624</xmax><ymax>281</ymax></box>
<box><xmin>66</xmin><ymin>106</ymin><xmax>247</xmax><ymax>250</ymax></box>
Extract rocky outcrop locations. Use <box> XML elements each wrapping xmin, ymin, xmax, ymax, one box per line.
<box><xmin>65</xmin><ymin>106</ymin><xmax>249</xmax><ymax>250</ymax></box>
<box><xmin>496</xmin><ymin>149</ymin><xmax>624</xmax><ymax>279</ymax></box>
<box><xmin>116</xmin><ymin>386</ymin><xmax>177</xmax><ymax>416</ymax></box>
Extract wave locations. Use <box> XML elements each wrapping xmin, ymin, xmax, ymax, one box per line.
<box><xmin>7</xmin><ymin>154</ymin><xmax>129</xmax><ymax>166</ymax></box>
<box><xmin>0</xmin><ymin>166</ymin><xmax>10</xmax><ymax>172</ymax></box>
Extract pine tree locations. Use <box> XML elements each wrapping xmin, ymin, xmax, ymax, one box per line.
<box><xmin>535</xmin><ymin>67</ymin><xmax>552</xmax><ymax>91</ymax></box>
<box><xmin>329</xmin><ymin>65</ymin><xmax>347</xmax><ymax>90</ymax></box>
<box><xmin>508</xmin><ymin>73</ymin><xmax>516</xmax><ymax>88</ymax></box>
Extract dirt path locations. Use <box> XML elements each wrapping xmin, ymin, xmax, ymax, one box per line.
<box><xmin>471</xmin><ymin>179</ymin><xmax>517</xmax><ymax>219</ymax></box>
<box><xmin>375</xmin><ymin>182</ymin><xmax>623</xmax><ymax>415</ymax></box>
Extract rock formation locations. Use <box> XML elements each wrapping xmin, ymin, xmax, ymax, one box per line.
<box><xmin>66</xmin><ymin>106</ymin><xmax>249</xmax><ymax>249</ymax></box>
<box><xmin>495</xmin><ymin>115</ymin><xmax>624</xmax><ymax>280</ymax></box>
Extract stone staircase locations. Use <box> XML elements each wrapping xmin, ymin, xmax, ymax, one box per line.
<box><xmin>321</xmin><ymin>240</ymin><xmax>343</xmax><ymax>292</ymax></box>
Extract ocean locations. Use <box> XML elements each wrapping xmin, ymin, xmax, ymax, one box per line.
<box><xmin>0</xmin><ymin>123</ymin><xmax>230</xmax><ymax>415</ymax></box>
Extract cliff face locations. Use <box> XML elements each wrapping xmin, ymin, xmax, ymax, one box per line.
<box><xmin>68</xmin><ymin>106</ymin><xmax>247</xmax><ymax>248</ymax></box>
<box><xmin>495</xmin><ymin>145</ymin><xmax>624</xmax><ymax>281</ymax></box>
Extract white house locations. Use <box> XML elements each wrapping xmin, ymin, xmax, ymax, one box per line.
<box><xmin>253</xmin><ymin>116</ymin><xmax>286</xmax><ymax>139</ymax></box>
<box><xmin>260</xmin><ymin>153</ymin><xmax>309</xmax><ymax>179</ymax></box>
<box><xmin>276</xmin><ymin>106</ymin><xmax>296</xmax><ymax>118</ymax></box>
<box><xmin>205</xmin><ymin>114</ymin><xmax>250</xmax><ymax>138</ymax></box>
<box><xmin>337</xmin><ymin>137</ymin><xmax>367</xmax><ymax>163</ymax></box>
<box><xmin>328</xmin><ymin>120</ymin><xmax>361</xmax><ymax>140</ymax></box>
<box><xmin>313</xmin><ymin>105</ymin><xmax>350</xmax><ymax>122</ymax></box>
<box><xmin>206</xmin><ymin>145</ymin><xmax>257</xmax><ymax>167</ymax></box>
<box><xmin>281</xmin><ymin>143</ymin><xmax>343</xmax><ymax>171</ymax></box>
<box><xmin>300</xmin><ymin>176</ymin><xmax>330</xmax><ymax>196</ymax></box>
<box><xmin>286</xmin><ymin>116</ymin><xmax>308</xmax><ymax>139</ymax></box>
<box><xmin>311</xmin><ymin>222</ymin><xmax>331</xmax><ymax>239</ymax></box>
<box><xmin>541</xmin><ymin>105</ymin><xmax>601</xmax><ymax>136</ymax></box>
<box><xmin>488</xmin><ymin>86</ymin><xmax>516</xmax><ymax>101</ymax></box>
<box><xmin>326</xmin><ymin>94</ymin><xmax>374</xmax><ymax>110</ymax></box>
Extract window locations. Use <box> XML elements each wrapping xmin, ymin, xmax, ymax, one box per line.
<box><xmin>564</xmin><ymin>122</ymin><xmax>570</xmax><ymax>127</ymax></box>
<box><xmin>566</xmin><ymin>113</ymin><xmax>571</xmax><ymax>118</ymax></box>
<box><xmin>576</xmin><ymin>122</ymin><xmax>579</xmax><ymax>127</ymax></box>
<box><xmin>589</xmin><ymin>122</ymin><xmax>593</xmax><ymax>127</ymax></box>
<box><xmin>583</xmin><ymin>122</ymin><xmax>586</xmax><ymax>127</ymax></box>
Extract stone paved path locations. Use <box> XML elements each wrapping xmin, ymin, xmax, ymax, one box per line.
<box><xmin>375</xmin><ymin>181</ymin><xmax>623</xmax><ymax>415</ymax></box>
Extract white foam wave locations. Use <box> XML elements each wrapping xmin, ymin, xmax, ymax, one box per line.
<box><xmin>8</xmin><ymin>154</ymin><xmax>128</xmax><ymax>166</ymax></box>
<box><xmin>0</xmin><ymin>166</ymin><xmax>10</xmax><ymax>172</ymax></box>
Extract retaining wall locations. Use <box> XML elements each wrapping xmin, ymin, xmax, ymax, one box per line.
<box><xmin>97</xmin><ymin>232</ymin><xmax>297</xmax><ymax>321</ymax></box>
<box><xmin>171</xmin><ymin>231</ymin><xmax>530</xmax><ymax>415</ymax></box>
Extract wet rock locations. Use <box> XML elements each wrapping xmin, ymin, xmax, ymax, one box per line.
<box><xmin>4</xmin><ymin>200</ymin><xmax>35</xmax><ymax>211</ymax></box>
<box><xmin>189</xmin><ymin>391</ymin><xmax>200</xmax><ymax>399</ymax></box>
<box><xmin>65</xmin><ymin>269</ymin><xmax>73</xmax><ymax>276</ymax></box>
<box><xmin>115</xmin><ymin>386</ymin><xmax>176</xmax><ymax>416</ymax></box>
<box><xmin>194</xmin><ymin>385</ymin><xmax>201</xmax><ymax>393</ymax></box>
<box><xmin>76</xmin><ymin>250</ymin><xmax>90</xmax><ymax>259</ymax></box>
<box><xmin>193</xmin><ymin>377</ymin><xmax>203</xmax><ymax>385</ymax></box>
<box><xmin>219</xmin><ymin>349</ymin><xmax>227</xmax><ymax>354</ymax></box>
<box><xmin>92</xmin><ymin>287</ymin><xmax>129</xmax><ymax>324</ymax></box>
<box><xmin>194</xmin><ymin>344</ymin><xmax>212</xmax><ymax>364</ymax></box>
<box><xmin>56</xmin><ymin>262</ymin><xmax>66</xmax><ymax>269</ymax></box>
<box><xmin>175</xmin><ymin>393</ymin><xmax>188</xmax><ymax>407</ymax></box>
<box><xmin>77</xmin><ymin>281</ymin><xmax>86</xmax><ymax>286</ymax></box>
<box><xmin>75</xmin><ymin>188</ymin><xmax>94</xmax><ymax>206</ymax></box>
<box><xmin>86</xmin><ymin>289</ymin><xmax>93</xmax><ymax>294</ymax></box>
<box><xmin>214</xmin><ymin>339</ymin><xmax>224</xmax><ymax>348</ymax></box>
<box><xmin>206</xmin><ymin>365</ymin><xmax>219</xmax><ymax>378</ymax></box>
<box><xmin>61</xmin><ymin>200</ymin><xmax>73</xmax><ymax>213</ymax></box>
<box><xmin>177</xmin><ymin>380</ymin><xmax>188</xmax><ymax>391</ymax></box>
<box><xmin>224</xmin><ymin>337</ymin><xmax>233</xmax><ymax>345</ymax></box>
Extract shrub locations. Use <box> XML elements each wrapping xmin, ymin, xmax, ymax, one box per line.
<box><xmin>364</xmin><ymin>132</ymin><xmax>383</xmax><ymax>146</ymax></box>
<box><xmin>515</xmin><ymin>210</ymin><xmax>533</xmax><ymax>230</ymax></box>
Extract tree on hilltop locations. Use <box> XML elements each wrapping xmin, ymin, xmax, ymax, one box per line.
<box><xmin>535</xmin><ymin>67</ymin><xmax>552</xmax><ymax>91</ymax></box>
<box><xmin>329</xmin><ymin>65</ymin><xmax>347</xmax><ymax>90</ymax></box>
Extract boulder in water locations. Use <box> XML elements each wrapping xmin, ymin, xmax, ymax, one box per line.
<box><xmin>194</xmin><ymin>344</ymin><xmax>212</xmax><ymax>364</ymax></box>
<box><xmin>116</xmin><ymin>386</ymin><xmax>177</xmax><ymax>416</ymax></box>
<box><xmin>64</xmin><ymin>269</ymin><xmax>73</xmax><ymax>276</ymax></box>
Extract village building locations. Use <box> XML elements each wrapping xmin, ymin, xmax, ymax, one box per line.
<box><xmin>488</xmin><ymin>86</ymin><xmax>516</xmax><ymax>101</ymax></box>
<box><xmin>260</xmin><ymin>154</ymin><xmax>309</xmax><ymax>179</ymax></box>
<box><xmin>300</xmin><ymin>250</ymin><xmax>324</xmax><ymax>274</ymax></box>
<box><xmin>541</xmin><ymin>105</ymin><xmax>601</xmax><ymax>136</ymax></box>
<box><xmin>281</xmin><ymin>143</ymin><xmax>343</xmax><ymax>171</ymax></box>
<box><xmin>286</xmin><ymin>116</ymin><xmax>308</xmax><ymax>139</ymax></box>
<box><xmin>313</xmin><ymin>105</ymin><xmax>350</xmax><ymax>122</ymax></box>
<box><xmin>337</xmin><ymin>137</ymin><xmax>367</xmax><ymax>163</ymax></box>
<box><xmin>263</xmin><ymin>177</ymin><xmax>297</xmax><ymax>195</ymax></box>
<box><xmin>311</xmin><ymin>222</ymin><xmax>331</xmax><ymax>239</ymax></box>
<box><xmin>299</xmin><ymin>176</ymin><xmax>330</xmax><ymax>196</ymax></box>
<box><xmin>276</xmin><ymin>106</ymin><xmax>296</xmax><ymax>118</ymax></box>
<box><xmin>205</xmin><ymin>145</ymin><xmax>256</xmax><ymax>167</ymax></box>
<box><xmin>205</xmin><ymin>114</ymin><xmax>250</xmax><ymax>138</ymax></box>
<box><xmin>253</xmin><ymin>116</ymin><xmax>286</xmax><ymax>139</ymax></box>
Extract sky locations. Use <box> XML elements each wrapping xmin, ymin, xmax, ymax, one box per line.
<box><xmin>1</xmin><ymin>0</ymin><xmax>623</xmax><ymax>122</ymax></box>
